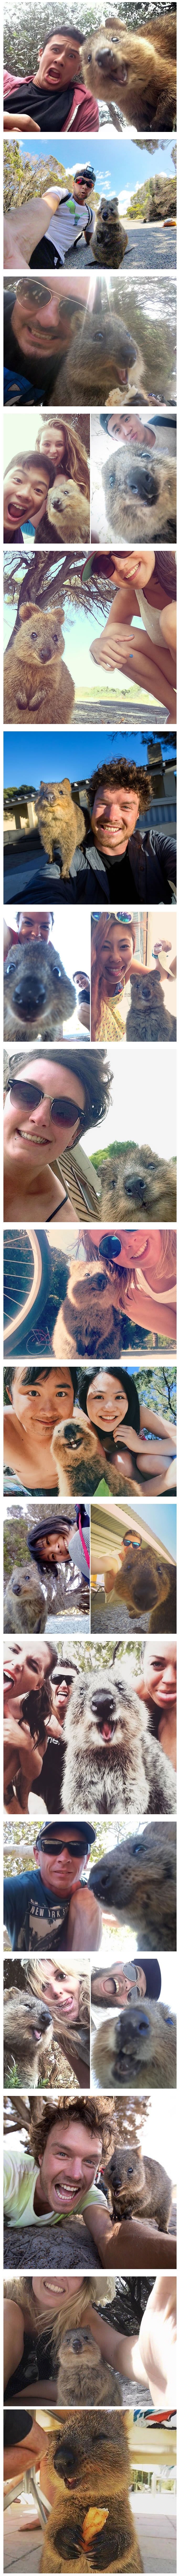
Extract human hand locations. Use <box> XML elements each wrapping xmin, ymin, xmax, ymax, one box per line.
<box><xmin>4</xmin><ymin>111</ymin><xmax>41</xmax><ymax>130</ymax></box>
<box><xmin>90</xmin><ymin>626</ymin><xmax>132</xmax><ymax>670</ymax></box>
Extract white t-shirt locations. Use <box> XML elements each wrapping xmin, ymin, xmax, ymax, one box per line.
<box><xmin>4</xmin><ymin>2143</ymin><xmax>105</xmax><ymax>2228</ymax></box>
<box><xmin>45</xmin><ymin>189</ymin><xmax>93</xmax><ymax>263</ymax></box>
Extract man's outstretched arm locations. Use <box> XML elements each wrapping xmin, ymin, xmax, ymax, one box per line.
<box><xmin>85</xmin><ymin>2201</ymin><xmax>177</xmax><ymax>2270</ymax></box>
<box><xmin>3</xmin><ymin>192</ymin><xmax>60</xmax><ymax>271</ymax></box>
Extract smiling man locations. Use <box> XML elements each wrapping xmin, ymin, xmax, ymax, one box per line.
<box><xmin>57</xmin><ymin>754</ymin><xmax>176</xmax><ymax>906</ymax></box>
<box><xmin>3</xmin><ymin>2095</ymin><xmax>112</xmax><ymax>2241</ymax></box>
<box><xmin>91</xmin><ymin>1957</ymin><xmax>162</xmax><ymax>2006</ymax></box>
<box><xmin>3</xmin><ymin>1364</ymin><xmax>78</xmax><ymax>1491</ymax></box>
<box><xmin>4</xmin><ymin>26</ymin><xmax>99</xmax><ymax>133</ymax></box>
<box><xmin>3</xmin><ymin>2092</ymin><xmax>176</xmax><ymax>2269</ymax></box>
<box><xmin>3</xmin><ymin>454</ymin><xmax>50</xmax><ymax>540</ymax></box>
<box><xmin>4</xmin><ymin>278</ymin><xmax>82</xmax><ymax>406</ymax></box>
<box><xmin>3</xmin><ymin>1818</ymin><xmax>101</xmax><ymax>1953</ymax></box>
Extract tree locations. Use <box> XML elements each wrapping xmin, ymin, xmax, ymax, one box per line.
<box><xmin>127</xmin><ymin>174</ymin><xmax>176</xmax><ymax>221</ymax></box>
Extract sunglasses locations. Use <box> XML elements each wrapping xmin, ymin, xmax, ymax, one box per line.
<box><xmin>39</xmin><ymin>1837</ymin><xmax>88</xmax><ymax>1858</ymax></box>
<box><xmin>123</xmin><ymin>1535</ymin><xmax>141</xmax><ymax>1550</ymax></box>
<box><xmin>8</xmin><ymin>1080</ymin><xmax>81</xmax><ymax>1130</ymax></box>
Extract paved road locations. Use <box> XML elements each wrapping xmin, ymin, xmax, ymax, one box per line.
<box><xmin>73</xmin><ymin>699</ymin><xmax>165</xmax><ymax>725</ymax></box>
<box><xmin>65</xmin><ymin>223</ymin><xmax>176</xmax><ymax>273</ymax></box>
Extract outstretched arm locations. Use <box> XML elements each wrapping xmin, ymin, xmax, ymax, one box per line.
<box><xmin>86</xmin><ymin>2279</ymin><xmax>176</xmax><ymax>2404</ymax></box>
<box><xmin>3</xmin><ymin>191</ymin><xmax>61</xmax><ymax>271</ymax></box>
<box><xmin>85</xmin><ymin>2206</ymin><xmax>176</xmax><ymax>2269</ymax></box>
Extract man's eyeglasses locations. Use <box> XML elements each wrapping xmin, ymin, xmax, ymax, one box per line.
<box><xmin>39</xmin><ymin>1836</ymin><xmax>88</xmax><ymax>1858</ymax></box>
<box><xmin>8</xmin><ymin>1080</ymin><xmax>81</xmax><ymax>1129</ymax></box>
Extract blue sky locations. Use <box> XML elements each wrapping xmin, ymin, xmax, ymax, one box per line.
<box><xmin>131</xmin><ymin>1499</ymin><xmax>176</xmax><ymax>1560</ymax></box>
<box><xmin>18</xmin><ymin>132</ymin><xmax>175</xmax><ymax>218</ymax></box>
<box><xmin>3</xmin><ymin>728</ymin><xmax>175</xmax><ymax>790</ymax></box>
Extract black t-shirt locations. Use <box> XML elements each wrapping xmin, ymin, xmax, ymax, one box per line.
<box><xmin>69</xmin><ymin>826</ymin><xmax>176</xmax><ymax>906</ymax></box>
<box><xmin>4</xmin><ymin>76</ymin><xmax>76</xmax><ymax>129</ymax></box>
<box><xmin>5</xmin><ymin>2327</ymin><xmax>54</xmax><ymax>2399</ymax></box>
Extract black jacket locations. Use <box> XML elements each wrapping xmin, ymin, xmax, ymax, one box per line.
<box><xmin>65</xmin><ymin>825</ymin><xmax>176</xmax><ymax>906</ymax></box>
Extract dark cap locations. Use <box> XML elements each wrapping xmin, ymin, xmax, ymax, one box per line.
<box><xmin>136</xmin><ymin>1957</ymin><xmax>162</xmax><ymax>2000</ymax></box>
<box><xmin>28</xmin><ymin>1516</ymin><xmax>71</xmax><ymax>1553</ymax></box>
<box><xmin>35</xmin><ymin>1819</ymin><xmax>97</xmax><ymax>1852</ymax></box>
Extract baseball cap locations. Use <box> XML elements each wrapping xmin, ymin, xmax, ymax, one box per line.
<box><xmin>35</xmin><ymin>1820</ymin><xmax>97</xmax><ymax>1852</ymax></box>
<box><xmin>136</xmin><ymin>1957</ymin><xmax>162</xmax><ymax>2000</ymax></box>
<box><xmin>73</xmin><ymin>163</ymin><xmax>96</xmax><ymax>183</ymax></box>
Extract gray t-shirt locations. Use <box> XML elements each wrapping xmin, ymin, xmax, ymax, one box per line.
<box><xmin>45</xmin><ymin>188</ymin><xmax>93</xmax><ymax>261</ymax></box>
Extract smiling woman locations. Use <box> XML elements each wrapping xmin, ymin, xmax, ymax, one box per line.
<box><xmin>3</xmin><ymin>1043</ymin><xmax>111</xmax><ymax>1223</ymax></box>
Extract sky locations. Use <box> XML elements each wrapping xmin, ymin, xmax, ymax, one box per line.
<box><xmin>4</xmin><ymin>727</ymin><xmax>175</xmax><ymax>790</ymax></box>
<box><xmin>16</xmin><ymin>130</ymin><xmax>175</xmax><ymax>217</ymax></box>
<box><xmin>93</xmin><ymin>1498</ymin><xmax>176</xmax><ymax>1558</ymax></box>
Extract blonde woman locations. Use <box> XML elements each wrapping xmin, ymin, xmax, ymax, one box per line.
<box><xmin>4</xmin><ymin>2272</ymin><xmax>176</xmax><ymax>2410</ymax></box>
<box><xmin>25</xmin><ymin>1956</ymin><xmax>90</xmax><ymax>2088</ymax></box>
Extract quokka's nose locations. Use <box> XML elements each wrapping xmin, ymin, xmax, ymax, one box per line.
<box><xmin>91</xmin><ymin>1690</ymin><xmax>115</xmax><ymax>1716</ymax></box>
<box><xmin>14</xmin><ymin>978</ymin><xmax>46</xmax><ymax>1014</ymax></box>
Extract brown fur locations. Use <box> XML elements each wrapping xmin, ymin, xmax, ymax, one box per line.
<box><xmin>40</xmin><ymin>2415</ymin><xmax>143</xmax><ymax>2573</ymax></box>
<box><xmin>51</xmin><ymin>1415</ymin><xmax>102</xmax><ymax>1497</ymax></box>
<box><xmin>102</xmin><ymin>446</ymin><xmax>177</xmax><ymax>544</ymax></box>
<box><xmin>53</xmin><ymin>310</ymin><xmax>141</xmax><ymax>408</ymax></box>
<box><xmin>46</xmin><ymin>478</ymin><xmax>89</xmax><ymax>541</ymax></box>
<box><xmin>3</xmin><ymin>935</ymin><xmax>76</xmax><ymax>1042</ymax></box>
<box><xmin>106</xmin><ymin>1540</ymin><xmax>177</xmax><ymax>1632</ymax></box>
<box><xmin>3</xmin><ymin>605</ymin><xmax>75</xmax><ymax>726</ymax></box>
<box><xmin>95</xmin><ymin>1145</ymin><xmax>177</xmax><ymax>1222</ymax></box>
<box><xmin>57</xmin><ymin>2327</ymin><xmax>120</xmax><ymax>2405</ymax></box>
<box><xmin>93</xmin><ymin>1999</ymin><xmax>176</xmax><ymax>2091</ymax></box>
<box><xmin>92</xmin><ymin>199</ymin><xmax>128</xmax><ymax>267</ymax></box>
<box><xmin>89</xmin><ymin>1819</ymin><xmax>177</xmax><ymax>1949</ymax></box>
<box><xmin>52</xmin><ymin>283</ymin><xmax>176</xmax><ymax>409</ymax></box>
<box><xmin>3</xmin><ymin>1987</ymin><xmax>52</xmax><ymax>2087</ymax></box>
<box><xmin>125</xmin><ymin>970</ymin><xmax>175</xmax><ymax>1045</ymax></box>
<box><xmin>35</xmin><ymin>778</ymin><xmax>87</xmax><ymax>881</ymax></box>
<box><xmin>62</xmin><ymin>1663</ymin><xmax>176</xmax><ymax>1816</ymax></box>
<box><xmin>104</xmin><ymin>2142</ymin><xmax>173</xmax><ymax>2231</ymax></box>
<box><xmin>52</xmin><ymin>1248</ymin><xmax>176</xmax><ymax>1366</ymax></box>
<box><xmin>81</xmin><ymin>16</ymin><xmax>176</xmax><ymax>132</ymax></box>
<box><xmin>3</xmin><ymin>1560</ymin><xmax>46</xmax><ymax>1632</ymax></box>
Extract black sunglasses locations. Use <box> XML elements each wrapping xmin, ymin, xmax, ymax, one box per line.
<box><xmin>39</xmin><ymin>1836</ymin><xmax>88</xmax><ymax>1857</ymax></box>
<box><xmin>8</xmin><ymin>1079</ymin><xmax>81</xmax><ymax>1130</ymax></box>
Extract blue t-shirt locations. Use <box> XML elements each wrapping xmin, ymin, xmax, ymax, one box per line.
<box><xmin>4</xmin><ymin>1870</ymin><xmax>72</xmax><ymax>1951</ymax></box>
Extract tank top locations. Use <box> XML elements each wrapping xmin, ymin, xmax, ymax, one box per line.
<box><xmin>135</xmin><ymin>587</ymin><xmax>168</xmax><ymax>646</ymax></box>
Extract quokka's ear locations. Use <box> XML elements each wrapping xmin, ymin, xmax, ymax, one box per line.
<box><xmin>19</xmin><ymin>600</ymin><xmax>36</xmax><ymax>623</ymax></box>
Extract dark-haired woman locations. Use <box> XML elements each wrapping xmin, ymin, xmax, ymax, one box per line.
<box><xmin>80</xmin><ymin>1368</ymin><xmax>177</xmax><ymax>1496</ymax></box>
<box><xmin>89</xmin><ymin>549</ymin><xmax>176</xmax><ymax>719</ymax></box>
<box><xmin>4</xmin><ymin>1045</ymin><xmax>111</xmax><ymax>1224</ymax></box>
